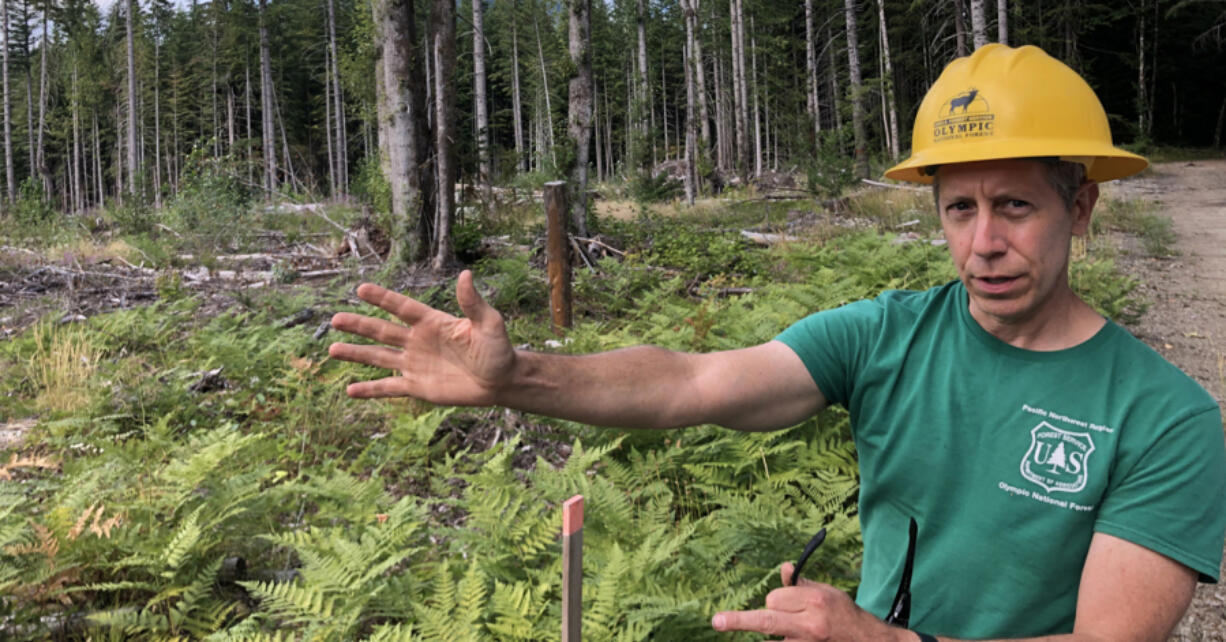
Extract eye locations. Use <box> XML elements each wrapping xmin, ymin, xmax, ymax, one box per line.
<box><xmin>944</xmin><ymin>200</ymin><xmax>974</xmax><ymax>219</ymax></box>
<box><xmin>1000</xmin><ymin>199</ymin><xmax>1032</xmax><ymax>217</ymax></box>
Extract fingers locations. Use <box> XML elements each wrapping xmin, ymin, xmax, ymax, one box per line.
<box><xmin>765</xmin><ymin>586</ymin><xmax>818</xmax><ymax>612</ymax></box>
<box><xmin>455</xmin><ymin>270</ymin><xmax>501</xmax><ymax>329</ymax></box>
<box><xmin>328</xmin><ymin>343</ymin><xmax>404</xmax><ymax>371</ymax></box>
<box><xmin>330</xmin><ymin>312</ymin><xmax>412</xmax><ymax>347</ymax></box>
<box><xmin>356</xmin><ymin>282</ymin><xmax>438</xmax><ymax>326</ymax></box>
<box><xmin>712</xmin><ymin>609</ymin><xmax>805</xmax><ymax>637</ymax></box>
<box><xmin>345</xmin><ymin>377</ymin><xmax>413</xmax><ymax>399</ymax></box>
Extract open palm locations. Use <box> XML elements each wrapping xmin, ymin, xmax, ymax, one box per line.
<box><xmin>328</xmin><ymin>271</ymin><xmax>516</xmax><ymax>406</ymax></box>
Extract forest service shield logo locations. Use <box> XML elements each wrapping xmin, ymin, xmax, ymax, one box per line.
<box><xmin>1020</xmin><ymin>421</ymin><xmax>1096</xmax><ymax>494</ymax></box>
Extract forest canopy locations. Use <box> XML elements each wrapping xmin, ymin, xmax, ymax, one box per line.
<box><xmin>0</xmin><ymin>0</ymin><xmax>1221</xmax><ymax>237</ymax></box>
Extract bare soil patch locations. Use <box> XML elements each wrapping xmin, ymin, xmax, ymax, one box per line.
<box><xmin>1102</xmin><ymin>159</ymin><xmax>1226</xmax><ymax>640</ymax></box>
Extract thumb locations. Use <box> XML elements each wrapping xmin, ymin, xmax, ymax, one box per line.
<box><xmin>780</xmin><ymin>562</ymin><xmax>819</xmax><ymax>588</ymax></box>
<box><xmin>456</xmin><ymin>270</ymin><xmax>500</xmax><ymax>329</ymax></box>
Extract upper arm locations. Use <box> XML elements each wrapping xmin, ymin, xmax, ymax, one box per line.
<box><xmin>684</xmin><ymin>340</ymin><xmax>827</xmax><ymax>432</ymax></box>
<box><xmin>1072</xmin><ymin>531</ymin><xmax>1197</xmax><ymax>642</ymax></box>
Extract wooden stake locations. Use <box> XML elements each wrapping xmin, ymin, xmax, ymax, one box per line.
<box><xmin>562</xmin><ymin>494</ymin><xmax>584</xmax><ymax>642</ymax></box>
<box><xmin>544</xmin><ymin>181</ymin><xmax>573</xmax><ymax>333</ymax></box>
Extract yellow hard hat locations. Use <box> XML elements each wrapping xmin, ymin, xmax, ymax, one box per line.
<box><xmin>884</xmin><ymin>44</ymin><xmax>1148</xmax><ymax>184</ymax></box>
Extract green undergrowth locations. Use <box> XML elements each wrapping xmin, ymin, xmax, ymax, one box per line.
<box><xmin>1092</xmin><ymin>196</ymin><xmax>1178</xmax><ymax>259</ymax></box>
<box><xmin>0</xmin><ymin>198</ymin><xmax>1148</xmax><ymax>639</ymax></box>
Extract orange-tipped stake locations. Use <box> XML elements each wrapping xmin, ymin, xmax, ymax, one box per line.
<box><xmin>562</xmin><ymin>495</ymin><xmax>584</xmax><ymax>642</ymax></box>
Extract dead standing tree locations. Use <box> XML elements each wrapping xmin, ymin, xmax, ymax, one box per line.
<box><xmin>374</xmin><ymin>0</ymin><xmax>435</xmax><ymax>266</ymax></box>
<box><xmin>566</xmin><ymin>0</ymin><xmax>592</xmax><ymax>239</ymax></box>
<box><xmin>430</xmin><ymin>0</ymin><xmax>457</xmax><ymax>270</ymax></box>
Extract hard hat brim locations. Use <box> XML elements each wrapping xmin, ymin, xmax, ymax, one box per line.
<box><xmin>884</xmin><ymin>138</ymin><xmax>1149</xmax><ymax>185</ymax></box>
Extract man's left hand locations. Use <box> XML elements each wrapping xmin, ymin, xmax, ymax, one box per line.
<box><xmin>711</xmin><ymin>563</ymin><xmax>911</xmax><ymax>641</ymax></box>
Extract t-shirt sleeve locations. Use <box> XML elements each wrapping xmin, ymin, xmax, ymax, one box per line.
<box><xmin>773</xmin><ymin>299</ymin><xmax>884</xmax><ymax>407</ymax></box>
<box><xmin>1094</xmin><ymin>406</ymin><xmax>1226</xmax><ymax>582</ymax></box>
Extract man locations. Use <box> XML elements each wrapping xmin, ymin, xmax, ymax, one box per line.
<box><xmin>329</xmin><ymin>44</ymin><xmax>1226</xmax><ymax>641</ymax></box>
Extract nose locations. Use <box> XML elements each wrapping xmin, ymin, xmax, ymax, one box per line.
<box><xmin>970</xmin><ymin>208</ymin><xmax>1008</xmax><ymax>258</ymax></box>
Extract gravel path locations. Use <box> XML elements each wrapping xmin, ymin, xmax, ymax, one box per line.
<box><xmin>1103</xmin><ymin>159</ymin><xmax>1226</xmax><ymax>640</ymax></box>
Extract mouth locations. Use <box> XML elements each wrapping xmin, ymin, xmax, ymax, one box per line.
<box><xmin>972</xmin><ymin>274</ymin><xmax>1022</xmax><ymax>294</ymax></box>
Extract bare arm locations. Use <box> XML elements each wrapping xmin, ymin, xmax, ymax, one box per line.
<box><xmin>328</xmin><ymin>272</ymin><xmax>826</xmax><ymax>431</ymax></box>
<box><xmin>712</xmin><ymin>533</ymin><xmax>1197</xmax><ymax>641</ymax></box>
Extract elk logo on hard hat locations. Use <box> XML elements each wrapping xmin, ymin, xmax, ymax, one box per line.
<box><xmin>933</xmin><ymin>88</ymin><xmax>995</xmax><ymax>142</ymax></box>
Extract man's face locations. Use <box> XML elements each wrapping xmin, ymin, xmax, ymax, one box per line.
<box><xmin>936</xmin><ymin>159</ymin><xmax>1098</xmax><ymax>330</ymax></box>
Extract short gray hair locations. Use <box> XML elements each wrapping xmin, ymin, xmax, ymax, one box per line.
<box><xmin>931</xmin><ymin>159</ymin><xmax>1088</xmax><ymax>211</ymax></box>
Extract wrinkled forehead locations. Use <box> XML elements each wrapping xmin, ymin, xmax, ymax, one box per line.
<box><xmin>931</xmin><ymin>159</ymin><xmax>1055</xmax><ymax>194</ymax></box>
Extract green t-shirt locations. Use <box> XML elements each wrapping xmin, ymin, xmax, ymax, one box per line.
<box><xmin>776</xmin><ymin>280</ymin><xmax>1226</xmax><ymax>639</ymax></box>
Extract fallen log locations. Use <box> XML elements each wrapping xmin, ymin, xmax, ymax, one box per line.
<box><xmin>740</xmin><ymin>230</ymin><xmax>801</xmax><ymax>245</ymax></box>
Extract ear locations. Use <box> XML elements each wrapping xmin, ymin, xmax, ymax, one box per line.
<box><xmin>1070</xmin><ymin>181</ymin><xmax>1099</xmax><ymax>237</ymax></box>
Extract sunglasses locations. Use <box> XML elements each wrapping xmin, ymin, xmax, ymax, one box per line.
<box><xmin>789</xmin><ymin>517</ymin><xmax>918</xmax><ymax>627</ymax></box>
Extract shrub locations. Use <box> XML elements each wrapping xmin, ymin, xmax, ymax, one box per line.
<box><xmin>350</xmin><ymin>155</ymin><xmax>391</xmax><ymax>215</ymax></box>
<box><xmin>805</xmin><ymin>129</ymin><xmax>857</xmax><ymax>199</ymax></box>
<box><xmin>165</xmin><ymin>148</ymin><xmax>254</xmax><ymax>251</ymax></box>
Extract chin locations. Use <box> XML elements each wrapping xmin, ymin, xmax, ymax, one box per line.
<box><xmin>968</xmin><ymin>295</ymin><xmax>1035</xmax><ymax>324</ymax></box>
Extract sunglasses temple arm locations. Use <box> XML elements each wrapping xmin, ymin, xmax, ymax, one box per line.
<box><xmin>884</xmin><ymin>517</ymin><xmax>919</xmax><ymax>626</ymax></box>
<box><xmin>789</xmin><ymin>527</ymin><xmax>827</xmax><ymax>587</ymax></box>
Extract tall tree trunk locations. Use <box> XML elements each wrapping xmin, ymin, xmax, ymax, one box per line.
<box><xmin>115</xmin><ymin>102</ymin><xmax>123</xmax><ymax>201</ymax></box>
<box><xmin>877</xmin><ymin>0</ymin><xmax>899</xmax><ymax>161</ymax></box>
<box><xmin>245</xmin><ymin>63</ymin><xmax>252</xmax><ymax>186</ymax></box>
<box><xmin>532</xmin><ymin>9</ymin><xmax>555</xmax><ymax>166</ymax></box>
<box><xmin>691</xmin><ymin>0</ymin><xmax>709</xmax><ymax>156</ymax></box>
<box><xmin>127</xmin><ymin>0</ymin><xmax>138</xmax><ymax>196</ymax></box>
<box><xmin>844</xmin><ymin>0</ymin><xmax>868</xmax><ymax>178</ymax></box>
<box><xmin>970</xmin><ymin>0</ymin><xmax>988</xmax><ymax>49</ymax></box>
<box><xmin>681</xmin><ymin>0</ymin><xmax>697</xmax><ymax>204</ymax></box>
<box><xmin>511</xmin><ymin>0</ymin><xmax>525</xmax><ymax>172</ymax></box>
<box><xmin>805</xmin><ymin>0</ymin><xmax>820</xmax><ymax>143</ymax></box>
<box><xmin>661</xmin><ymin>56</ymin><xmax>668</xmax><ymax>160</ymax></box>
<box><xmin>93</xmin><ymin>112</ymin><xmax>102</xmax><ymax>208</ymax></box>
<box><xmin>827</xmin><ymin>23</ymin><xmax>843</xmax><ymax>134</ymax></box>
<box><xmin>375</xmin><ymin>0</ymin><xmax>433</xmax><ymax>265</ymax></box>
<box><xmin>635</xmin><ymin>0</ymin><xmax>652</xmax><ymax>171</ymax></box>
<box><xmin>953</xmin><ymin>0</ymin><xmax>969</xmax><ymax>57</ymax></box>
<box><xmin>730</xmin><ymin>0</ymin><xmax>747</xmax><ymax>178</ymax></box>
<box><xmin>714</xmin><ymin>48</ymin><xmax>726</xmax><ymax>171</ymax></box>
<box><xmin>1</xmin><ymin>0</ymin><xmax>13</xmax><ymax>204</ymax></box>
<box><xmin>35</xmin><ymin>1</ymin><xmax>47</xmax><ymax>193</ymax></box>
<box><xmin>751</xmin><ymin>16</ymin><xmax>760</xmax><ymax>177</ymax></box>
<box><xmin>327</xmin><ymin>0</ymin><xmax>346</xmax><ymax>196</ymax></box>
<box><xmin>567</xmin><ymin>0</ymin><xmax>592</xmax><ymax>237</ymax></box>
<box><xmin>593</xmin><ymin>82</ymin><xmax>602</xmax><ymax>180</ymax></box>
<box><xmin>325</xmin><ymin>43</ymin><xmax>336</xmax><ymax>195</ymax></box>
<box><xmin>997</xmin><ymin>0</ymin><xmax>1008</xmax><ymax>45</ymax></box>
<box><xmin>259</xmin><ymin>0</ymin><xmax>277</xmax><ymax>194</ymax></box>
<box><xmin>154</xmin><ymin>23</ymin><xmax>163</xmax><ymax>208</ymax></box>
<box><xmin>274</xmin><ymin>89</ymin><xmax>297</xmax><ymax>191</ymax></box>
<box><xmin>72</xmin><ymin>66</ymin><xmax>81</xmax><ymax>212</ymax></box>
<box><xmin>603</xmin><ymin>82</ymin><xmax>612</xmax><ymax>174</ymax></box>
<box><xmin>23</xmin><ymin>21</ymin><xmax>31</xmax><ymax>179</ymax></box>
<box><xmin>211</xmin><ymin>23</ymin><xmax>220</xmax><ymax>156</ymax></box>
<box><xmin>431</xmin><ymin>0</ymin><xmax>457</xmax><ymax>269</ymax></box>
<box><xmin>473</xmin><ymin>0</ymin><xmax>490</xmax><ymax>198</ymax></box>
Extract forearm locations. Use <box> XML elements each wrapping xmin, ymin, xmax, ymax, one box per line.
<box><xmin>494</xmin><ymin>341</ymin><xmax>824</xmax><ymax>431</ymax></box>
<box><xmin>926</xmin><ymin>634</ymin><xmax>1111</xmax><ymax>642</ymax></box>
<box><xmin>496</xmin><ymin>345</ymin><xmax>708</xmax><ymax>429</ymax></box>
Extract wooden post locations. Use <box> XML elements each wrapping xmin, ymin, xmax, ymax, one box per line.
<box><xmin>562</xmin><ymin>495</ymin><xmax>584</xmax><ymax>642</ymax></box>
<box><xmin>544</xmin><ymin>181</ymin><xmax>573</xmax><ymax>333</ymax></box>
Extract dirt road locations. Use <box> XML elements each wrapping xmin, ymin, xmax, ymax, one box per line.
<box><xmin>1104</xmin><ymin>160</ymin><xmax>1226</xmax><ymax>640</ymax></box>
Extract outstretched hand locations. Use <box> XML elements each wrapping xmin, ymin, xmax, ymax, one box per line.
<box><xmin>711</xmin><ymin>563</ymin><xmax>908</xmax><ymax>642</ymax></box>
<box><xmin>328</xmin><ymin>271</ymin><xmax>516</xmax><ymax>406</ymax></box>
